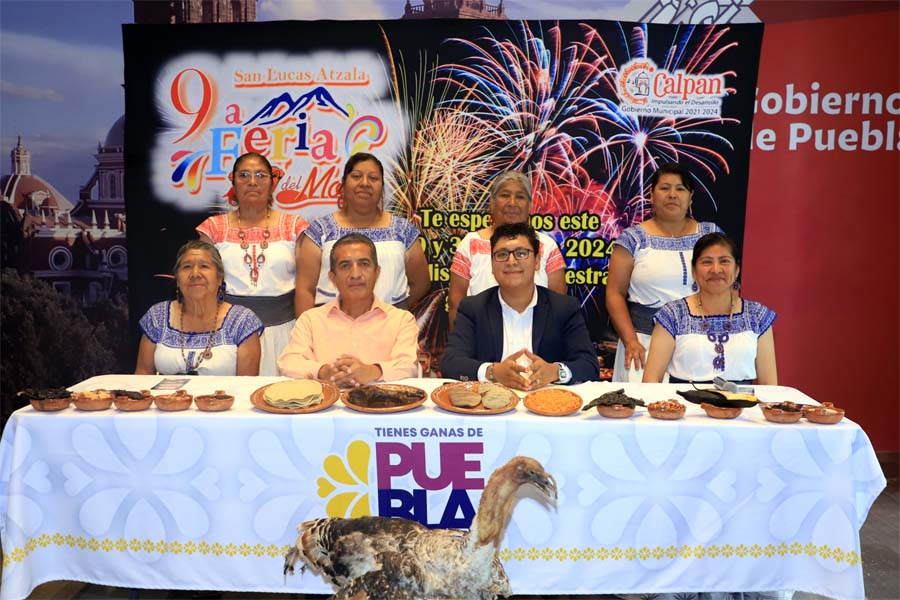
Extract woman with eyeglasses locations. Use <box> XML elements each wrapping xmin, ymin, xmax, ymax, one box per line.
<box><xmin>196</xmin><ymin>152</ymin><xmax>309</xmax><ymax>376</ymax></box>
<box><xmin>448</xmin><ymin>170</ymin><xmax>565</xmax><ymax>327</ymax></box>
<box><xmin>296</xmin><ymin>152</ymin><xmax>430</xmax><ymax>313</ymax></box>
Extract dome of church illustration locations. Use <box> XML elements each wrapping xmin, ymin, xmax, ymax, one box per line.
<box><xmin>104</xmin><ymin>115</ymin><xmax>124</xmax><ymax>150</ymax></box>
<box><xmin>1</xmin><ymin>137</ymin><xmax>74</xmax><ymax>213</ymax></box>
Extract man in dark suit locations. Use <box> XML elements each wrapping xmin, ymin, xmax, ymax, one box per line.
<box><xmin>441</xmin><ymin>222</ymin><xmax>599</xmax><ymax>390</ymax></box>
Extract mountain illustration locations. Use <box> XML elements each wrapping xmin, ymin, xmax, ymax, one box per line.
<box><xmin>246</xmin><ymin>86</ymin><xmax>350</xmax><ymax>126</ymax></box>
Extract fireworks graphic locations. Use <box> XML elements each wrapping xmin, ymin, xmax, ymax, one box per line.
<box><xmin>381</xmin><ymin>21</ymin><xmax>744</xmax><ymax>364</ymax></box>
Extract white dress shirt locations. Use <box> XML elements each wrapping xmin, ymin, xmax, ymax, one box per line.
<box><xmin>477</xmin><ymin>287</ymin><xmax>537</xmax><ymax>381</ymax></box>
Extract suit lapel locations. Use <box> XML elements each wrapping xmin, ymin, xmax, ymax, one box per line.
<box><xmin>532</xmin><ymin>287</ymin><xmax>549</xmax><ymax>351</ymax></box>
<box><xmin>487</xmin><ymin>289</ymin><xmax>504</xmax><ymax>360</ymax></box>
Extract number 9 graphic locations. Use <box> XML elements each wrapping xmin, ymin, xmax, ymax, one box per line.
<box><xmin>170</xmin><ymin>68</ymin><xmax>217</xmax><ymax>143</ymax></box>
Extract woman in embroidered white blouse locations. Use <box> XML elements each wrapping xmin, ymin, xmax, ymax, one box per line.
<box><xmin>642</xmin><ymin>232</ymin><xmax>778</xmax><ymax>385</ymax></box>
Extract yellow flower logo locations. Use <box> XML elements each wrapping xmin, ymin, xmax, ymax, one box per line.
<box><xmin>707</xmin><ymin>544</ymin><xmax>720</xmax><ymax>558</ymax></box>
<box><xmin>847</xmin><ymin>550</ymin><xmax>860</xmax><ymax>565</ymax></box>
<box><xmin>318</xmin><ymin>440</ymin><xmax>372</xmax><ymax>518</ymax></box>
<box><xmin>652</xmin><ymin>546</ymin><xmax>664</xmax><ymax>560</ymax></box>
<box><xmin>513</xmin><ymin>547</ymin><xmax>526</xmax><ymax>560</ymax></box>
<box><xmin>749</xmin><ymin>544</ymin><xmax>762</xmax><ymax>558</ymax></box>
<box><xmin>764</xmin><ymin>544</ymin><xmax>775</xmax><ymax>558</ymax></box>
<box><xmin>638</xmin><ymin>547</ymin><xmax>650</xmax><ymax>561</ymax></box>
<box><xmin>498</xmin><ymin>548</ymin><xmax>512</xmax><ymax>561</ymax></box>
<box><xmin>582</xmin><ymin>547</ymin><xmax>595</xmax><ymax>560</ymax></box>
<box><xmin>832</xmin><ymin>547</ymin><xmax>845</xmax><ymax>563</ymax></box>
<box><xmin>804</xmin><ymin>542</ymin><xmax>817</xmax><ymax>557</ymax></box>
<box><xmin>198</xmin><ymin>541</ymin><xmax>210</xmax><ymax>554</ymax></box>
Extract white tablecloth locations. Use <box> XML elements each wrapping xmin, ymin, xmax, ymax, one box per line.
<box><xmin>0</xmin><ymin>376</ymin><xmax>886</xmax><ymax>600</ymax></box>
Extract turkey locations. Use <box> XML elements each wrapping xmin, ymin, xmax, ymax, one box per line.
<box><xmin>284</xmin><ymin>456</ymin><xmax>557</xmax><ymax>599</ymax></box>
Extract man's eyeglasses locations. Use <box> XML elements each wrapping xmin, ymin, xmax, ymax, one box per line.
<box><xmin>491</xmin><ymin>248</ymin><xmax>535</xmax><ymax>262</ymax></box>
<box><xmin>236</xmin><ymin>171</ymin><xmax>271</xmax><ymax>181</ymax></box>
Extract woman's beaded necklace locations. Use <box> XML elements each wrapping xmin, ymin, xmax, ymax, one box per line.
<box><xmin>237</xmin><ymin>208</ymin><xmax>270</xmax><ymax>286</ymax></box>
<box><xmin>179</xmin><ymin>302</ymin><xmax>221</xmax><ymax>375</ymax></box>
<box><xmin>697</xmin><ymin>291</ymin><xmax>735</xmax><ymax>372</ymax></box>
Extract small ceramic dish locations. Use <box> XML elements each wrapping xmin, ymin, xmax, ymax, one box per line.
<box><xmin>112</xmin><ymin>390</ymin><xmax>153</xmax><ymax>411</ymax></box>
<box><xmin>195</xmin><ymin>391</ymin><xmax>235</xmax><ymax>412</ymax></box>
<box><xmin>595</xmin><ymin>404</ymin><xmax>635</xmax><ymax>419</ymax></box>
<box><xmin>804</xmin><ymin>402</ymin><xmax>845</xmax><ymax>425</ymax></box>
<box><xmin>760</xmin><ymin>402</ymin><xmax>803</xmax><ymax>424</ymax></box>
<box><xmin>647</xmin><ymin>400</ymin><xmax>685</xmax><ymax>420</ymax></box>
<box><xmin>30</xmin><ymin>397</ymin><xmax>71</xmax><ymax>412</ymax></box>
<box><xmin>72</xmin><ymin>390</ymin><xmax>114</xmax><ymax>411</ymax></box>
<box><xmin>700</xmin><ymin>402</ymin><xmax>742</xmax><ymax>419</ymax></box>
<box><xmin>154</xmin><ymin>390</ymin><xmax>193</xmax><ymax>411</ymax></box>
<box><xmin>18</xmin><ymin>388</ymin><xmax>72</xmax><ymax>412</ymax></box>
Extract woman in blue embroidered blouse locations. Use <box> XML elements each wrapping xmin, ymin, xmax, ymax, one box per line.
<box><xmin>295</xmin><ymin>152</ymin><xmax>430</xmax><ymax>313</ymax></box>
<box><xmin>607</xmin><ymin>163</ymin><xmax>722</xmax><ymax>383</ymax></box>
<box><xmin>135</xmin><ymin>240</ymin><xmax>263</xmax><ymax>376</ymax></box>
<box><xmin>642</xmin><ymin>232</ymin><xmax>777</xmax><ymax>385</ymax></box>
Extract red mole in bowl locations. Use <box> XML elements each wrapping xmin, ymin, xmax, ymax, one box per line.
<box><xmin>761</xmin><ymin>401</ymin><xmax>803</xmax><ymax>424</ymax></box>
<box><xmin>19</xmin><ymin>388</ymin><xmax>72</xmax><ymax>412</ymax></box>
<box><xmin>648</xmin><ymin>399</ymin><xmax>685</xmax><ymax>420</ymax></box>
<box><xmin>803</xmin><ymin>402</ymin><xmax>845</xmax><ymax>425</ymax></box>
<box><xmin>112</xmin><ymin>390</ymin><xmax>153</xmax><ymax>411</ymax></box>
<box><xmin>73</xmin><ymin>390</ymin><xmax>114</xmax><ymax>411</ymax></box>
<box><xmin>195</xmin><ymin>390</ymin><xmax>234</xmax><ymax>412</ymax></box>
<box><xmin>700</xmin><ymin>402</ymin><xmax>742</xmax><ymax>419</ymax></box>
<box><xmin>154</xmin><ymin>390</ymin><xmax>193</xmax><ymax>411</ymax></box>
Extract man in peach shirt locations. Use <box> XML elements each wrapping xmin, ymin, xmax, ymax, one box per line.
<box><xmin>278</xmin><ymin>233</ymin><xmax>418</xmax><ymax>385</ymax></box>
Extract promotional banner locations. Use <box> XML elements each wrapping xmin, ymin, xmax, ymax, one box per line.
<box><xmin>124</xmin><ymin>19</ymin><xmax>762</xmax><ymax>376</ymax></box>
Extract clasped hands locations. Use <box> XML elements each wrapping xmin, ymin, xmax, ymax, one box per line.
<box><xmin>318</xmin><ymin>354</ymin><xmax>382</xmax><ymax>388</ymax></box>
<box><xmin>491</xmin><ymin>349</ymin><xmax>557</xmax><ymax>391</ymax></box>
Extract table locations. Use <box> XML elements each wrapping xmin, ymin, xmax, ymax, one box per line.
<box><xmin>0</xmin><ymin>376</ymin><xmax>886</xmax><ymax>600</ymax></box>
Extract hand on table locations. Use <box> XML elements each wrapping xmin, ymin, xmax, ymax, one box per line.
<box><xmin>521</xmin><ymin>349</ymin><xmax>559</xmax><ymax>390</ymax></box>
<box><xmin>492</xmin><ymin>349</ymin><xmax>533</xmax><ymax>391</ymax></box>
<box><xmin>318</xmin><ymin>355</ymin><xmax>382</xmax><ymax>388</ymax></box>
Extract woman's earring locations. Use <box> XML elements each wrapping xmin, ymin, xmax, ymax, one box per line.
<box><xmin>218</xmin><ymin>283</ymin><xmax>226</xmax><ymax>303</ymax></box>
<box><xmin>175</xmin><ymin>287</ymin><xmax>183</xmax><ymax>303</ymax></box>
<box><xmin>733</xmin><ymin>281</ymin><xmax>741</xmax><ymax>291</ymax></box>
<box><xmin>691</xmin><ymin>281</ymin><xmax>699</xmax><ymax>292</ymax></box>
<box><xmin>337</xmin><ymin>195</ymin><xmax>344</xmax><ymax>209</ymax></box>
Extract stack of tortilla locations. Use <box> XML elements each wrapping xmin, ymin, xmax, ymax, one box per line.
<box><xmin>264</xmin><ymin>380</ymin><xmax>323</xmax><ymax>409</ymax></box>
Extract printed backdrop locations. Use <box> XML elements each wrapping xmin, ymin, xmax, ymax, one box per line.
<box><xmin>123</xmin><ymin>19</ymin><xmax>763</xmax><ymax>375</ymax></box>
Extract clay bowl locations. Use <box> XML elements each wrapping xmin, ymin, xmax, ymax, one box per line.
<box><xmin>19</xmin><ymin>388</ymin><xmax>72</xmax><ymax>412</ymax></box>
<box><xmin>195</xmin><ymin>391</ymin><xmax>234</xmax><ymax>412</ymax></box>
<box><xmin>596</xmin><ymin>404</ymin><xmax>635</xmax><ymax>419</ymax></box>
<box><xmin>30</xmin><ymin>397</ymin><xmax>71</xmax><ymax>412</ymax></box>
<box><xmin>113</xmin><ymin>390</ymin><xmax>153</xmax><ymax>411</ymax></box>
<box><xmin>647</xmin><ymin>400</ymin><xmax>685</xmax><ymax>420</ymax></box>
<box><xmin>761</xmin><ymin>402</ymin><xmax>803</xmax><ymax>424</ymax></box>
<box><xmin>154</xmin><ymin>390</ymin><xmax>193</xmax><ymax>412</ymax></box>
<box><xmin>700</xmin><ymin>402</ymin><xmax>742</xmax><ymax>419</ymax></box>
<box><xmin>72</xmin><ymin>390</ymin><xmax>114</xmax><ymax>411</ymax></box>
<box><xmin>804</xmin><ymin>403</ymin><xmax>845</xmax><ymax>425</ymax></box>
